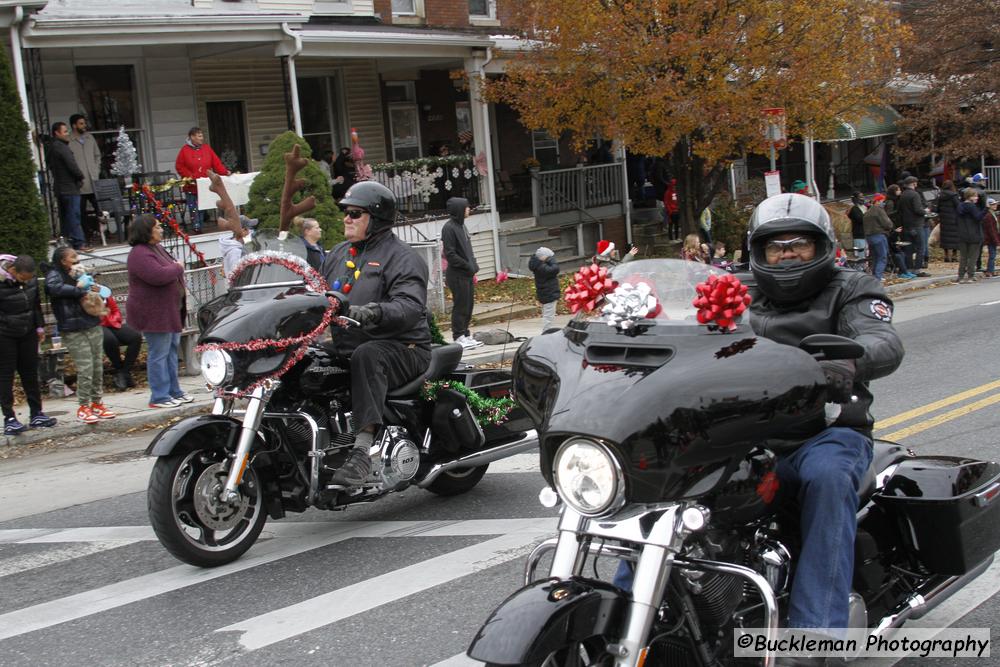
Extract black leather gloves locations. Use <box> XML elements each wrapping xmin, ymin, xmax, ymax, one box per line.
<box><xmin>348</xmin><ymin>302</ymin><xmax>382</xmax><ymax>327</ymax></box>
<box><xmin>820</xmin><ymin>359</ymin><xmax>856</xmax><ymax>403</ymax></box>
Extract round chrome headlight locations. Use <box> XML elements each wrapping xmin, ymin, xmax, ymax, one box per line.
<box><xmin>553</xmin><ymin>439</ymin><xmax>625</xmax><ymax>517</ymax></box>
<box><xmin>200</xmin><ymin>348</ymin><xmax>233</xmax><ymax>387</ymax></box>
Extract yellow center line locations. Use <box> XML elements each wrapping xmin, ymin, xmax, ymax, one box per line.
<box><xmin>874</xmin><ymin>378</ymin><xmax>1000</xmax><ymax>431</ymax></box>
<box><xmin>880</xmin><ymin>392</ymin><xmax>1000</xmax><ymax>442</ymax></box>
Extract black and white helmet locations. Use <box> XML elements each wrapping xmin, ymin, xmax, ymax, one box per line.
<box><xmin>748</xmin><ymin>193</ymin><xmax>837</xmax><ymax>303</ymax></box>
<box><xmin>338</xmin><ymin>181</ymin><xmax>397</xmax><ymax>236</ymax></box>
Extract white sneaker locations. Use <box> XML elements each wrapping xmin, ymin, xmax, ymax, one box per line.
<box><xmin>458</xmin><ymin>335</ymin><xmax>483</xmax><ymax>349</ymax></box>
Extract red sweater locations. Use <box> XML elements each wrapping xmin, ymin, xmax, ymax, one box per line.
<box><xmin>175</xmin><ymin>142</ymin><xmax>228</xmax><ymax>193</ymax></box>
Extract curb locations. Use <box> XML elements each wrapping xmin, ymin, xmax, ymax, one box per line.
<box><xmin>884</xmin><ymin>275</ymin><xmax>959</xmax><ymax>297</ymax></box>
<box><xmin>0</xmin><ymin>401</ymin><xmax>212</xmax><ymax>450</ymax></box>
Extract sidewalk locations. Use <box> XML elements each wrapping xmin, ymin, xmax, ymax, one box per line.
<box><xmin>0</xmin><ymin>264</ymin><xmax>959</xmax><ymax>452</ymax></box>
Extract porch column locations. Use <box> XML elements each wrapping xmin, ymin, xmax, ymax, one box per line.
<box><xmin>281</xmin><ymin>24</ymin><xmax>303</xmax><ymax>136</ymax></box>
<box><xmin>617</xmin><ymin>142</ymin><xmax>633</xmax><ymax>244</ymax></box>
<box><xmin>805</xmin><ymin>137</ymin><xmax>820</xmax><ymax>202</ymax></box>
<box><xmin>465</xmin><ymin>53</ymin><xmax>502</xmax><ymax>276</ymax></box>
<box><xmin>9</xmin><ymin>7</ymin><xmax>38</xmax><ymax>168</ymax></box>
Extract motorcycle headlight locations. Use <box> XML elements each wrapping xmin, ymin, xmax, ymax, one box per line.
<box><xmin>553</xmin><ymin>439</ymin><xmax>625</xmax><ymax>517</ymax></box>
<box><xmin>200</xmin><ymin>348</ymin><xmax>233</xmax><ymax>387</ymax></box>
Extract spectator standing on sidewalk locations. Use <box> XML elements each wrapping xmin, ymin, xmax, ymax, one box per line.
<box><xmin>296</xmin><ymin>217</ymin><xmax>325</xmax><ymax>271</ymax></box>
<box><xmin>441</xmin><ymin>197</ymin><xmax>481</xmax><ymax>350</ymax></box>
<box><xmin>863</xmin><ymin>194</ymin><xmax>894</xmax><ymax>281</ymax></box>
<box><xmin>126</xmin><ymin>215</ymin><xmax>194</xmax><ymax>408</ymax></box>
<box><xmin>936</xmin><ymin>181</ymin><xmax>961</xmax><ymax>263</ymax></box>
<box><xmin>529</xmin><ymin>247</ymin><xmax>560</xmax><ymax>333</ymax></box>
<box><xmin>100</xmin><ymin>296</ymin><xmax>141</xmax><ymax>391</ymax></box>
<box><xmin>174</xmin><ymin>127</ymin><xmax>228</xmax><ymax>233</ymax></box>
<box><xmin>899</xmin><ymin>176</ymin><xmax>930</xmax><ymax>276</ymax></box>
<box><xmin>0</xmin><ymin>255</ymin><xmax>57</xmax><ymax>435</ymax></box>
<box><xmin>848</xmin><ymin>192</ymin><xmax>867</xmax><ymax>250</ymax></box>
<box><xmin>956</xmin><ymin>188</ymin><xmax>985</xmax><ymax>284</ymax></box>
<box><xmin>982</xmin><ymin>199</ymin><xmax>1000</xmax><ymax>278</ymax></box>
<box><xmin>68</xmin><ymin>114</ymin><xmax>103</xmax><ymax>246</ymax></box>
<box><xmin>45</xmin><ymin>247</ymin><xmax>115</xmax><ymax>424</ymax></box>
<box><xmin>46</xmin><ymin>122</ymin><xmax>89</xmax><ymax>252</ymax></box>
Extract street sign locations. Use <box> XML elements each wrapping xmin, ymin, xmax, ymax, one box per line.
<box><xmin>761</xmin><ymin>108</ymin><xmax>787</xmax><ymax>149</ymax></box>
<box><xmin>764</xmin><ymin>170</ymin><xmax>781</xmax><ymax>197</ymax></box>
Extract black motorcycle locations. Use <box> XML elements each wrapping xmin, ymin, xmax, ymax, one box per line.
<box><xmin>145</xmin><ymin>235</ymin><xmax>537</xmax><ymax>567</ymax></box>
<box><xmin>468</xmin><ymin>258</ymin><xmax>1000</xmax><ymax>667</ymax></box>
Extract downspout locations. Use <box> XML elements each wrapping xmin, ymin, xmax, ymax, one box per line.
<box><xmin>479</xmin><ymin>47</ymin><xmax>503</xmax><ymax>276</ymax></box>
<box><xmin>618</xmin><ymin>142</ymin><xmax>632</xmax><ymax>244</ymax></box>
<box><xmin>805</xmin><ymin>136</ymin><xmax>820</xmax><ymax>203</ymax></box>
<box><xmin>281</xmin><ymin>22</ymin><xmax>303</xmax><ymax>137</ymax></box>
<box><xmin>10</xmin><ymin>6</ymin><xmax>36</xmax><ymax>165</ymax></box>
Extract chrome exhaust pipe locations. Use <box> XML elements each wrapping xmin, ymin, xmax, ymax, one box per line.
<box><xmin>417</xmin><ymin>429</ymin><xmax>538</xmax><ymax>488</ymax></box>
<box><xmin>871</xmin><ymin>555</ymin><xmax>994</xmax><ymax>636</ymax></box>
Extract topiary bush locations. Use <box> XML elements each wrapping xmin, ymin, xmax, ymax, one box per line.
<box><xmin>0</xmin><ymin>46</ymin><xmax>50</xmax><ymax>263</ymax></box>
<box><xmin>245</xmin><ymin>131</ymin><xmax>343</xmax><ymax>248</ymax></box>
<box><xmin>709</xmin><ymin>192</ymin><xmax>752</xmax><ymax>257</ymax></box>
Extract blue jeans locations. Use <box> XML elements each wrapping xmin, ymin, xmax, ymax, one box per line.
<box><xmin>866</xmin><ymin>234</ymin><xmax>889</xmax><ymax>280</ymax></box>
<box><xmin>922</xmin><ymin>227</ymin><xmax>931</xmax><ymax>265</ymax></box>
<box><xmin>185</xmin><ymin>192</ymin><xmax>203</xmax><ymax>231</ymax></box>
<box><xmin>988</xmin><ymin>245</ymin><xmax>997</xmax><ymax>273</ymax></box>
<box><xmin>778</xmin><ymin>427</ymin><xmax>872</xmax><ymax>629</ymax></box>
<box><xmin>144</xmin><ymin>332</ymin><xmax>182</xmax><ymax>403</ymax></box>
<box><xmin>58</xmin><ymin>194</ymin><xmax>85</xmax><ymax>249</ymax></box>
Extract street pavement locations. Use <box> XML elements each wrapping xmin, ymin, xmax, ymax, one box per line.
<box><xmin>2</xmin><ymin>277</ymin><xmax>1000</xmax><ymax>665</ymax></box>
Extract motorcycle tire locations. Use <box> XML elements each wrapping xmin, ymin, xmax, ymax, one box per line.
<box><xmin>147</xmin><ymin>450</ymin><xmax>268</xmax><ymax>568</ymax></box>
<box><xmin>484</xmin><ymin>637</ymin><xmax>613</xmax><ymax>667</ymax></box>
<box><xmin>424</xmin><ymin>464</ymin><xmax>489</xmax><ymax>496</ymax></box>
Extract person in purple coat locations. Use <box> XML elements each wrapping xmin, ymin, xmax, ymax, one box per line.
<box><xmin>126</xmin><ymin>215</ymin><xmax>194</xmax><ymax>408</ymax></box>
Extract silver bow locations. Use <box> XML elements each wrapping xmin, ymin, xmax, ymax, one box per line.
<box><xmin>602</xmin><ymin>282</ymin><xmax>658</xmax><ymax>330</ymax></box>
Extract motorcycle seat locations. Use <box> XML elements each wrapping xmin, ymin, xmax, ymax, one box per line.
<box><xmin>858</xmin><ymin>440</ymin><xmax>910</xmax><ymax>507</ymax></box>
<box><xmin>386</xmin><ymin>343</ymin><xmax>464</xmax><ymax>398</ymax></box>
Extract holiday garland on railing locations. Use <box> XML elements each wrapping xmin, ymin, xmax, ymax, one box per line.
<box><xmin>131</xmin><ymin>183</ymin><xmax>216</xmax><ymax>286</ymax></box>
<box><xmin>420</xmin><ymin>380</ymin><xmax>516</xmax><ymax>427</ymax></box>
<box><xmin>368</xmin><ymin>154</ymin><xmax>478</xmax><ymax>173</ymax></box>
<box><xmin>195</xmin><ymin>252</ymin><xmax>345</xmax><ymax>398</ymax></box>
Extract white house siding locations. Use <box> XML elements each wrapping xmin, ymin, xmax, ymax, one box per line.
<box><xmin>143</xmin><ymin>49</ymin><xmax>198</xmax><ymax>172</ymax></box>
<box><xmin>296</xmin><ymin>58</ymin><xmax>387</xmax><ymax>164</ymax></box>
<box><xmin>190</xmin><ymin>57</ymin><xmax>290</xmax><ymax>173</ymax></box>
<box><xmin>470</xmin><ymin>229</ymin><xmax>496</xmax><ymax>279</ymax></box>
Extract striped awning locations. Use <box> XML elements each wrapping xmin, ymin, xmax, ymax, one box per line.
<box><xmin>825</xmin><ymin>106</ymin><xmax>902</xmax><ymax>142</ymax></box>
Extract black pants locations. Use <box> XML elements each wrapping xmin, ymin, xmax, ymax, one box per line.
<box><xmin>0</xmin><ymin>332</ymin><xmax>42</xmax><ymax>420</ymax></box>
<box><xmin>446</xmin><ymin>270</ymin><xmax>474</xmax><ymax>339</ymax></box>
<box><xmin>80</xmin><ymin>192</ymin><xmax>100</xmax><ymax>240</ymax></box>
<box><xmin>102</xmin><ymin>325</ymin><xmax>142</xmax><ymax>371</ymax></box>
<box><xmin>349</xmin><ymin>340</ymin><xmax>431</xmax><ymax>432</ymax></box>
<box><xmin>903</xmin><ymin>228</ymin><xmax>925</xmax><ymax>271</ymax></box>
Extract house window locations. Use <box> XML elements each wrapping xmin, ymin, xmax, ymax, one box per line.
<box><xmin>296</xmin><ymin>75</ymin><xmax>347</xmax><ymax>160</ymax></box>
<box><xmin>532</xmin><ymin>130</ymin><xmax>559</xmax><ymax>169</ymax></box>
<box><xmin>469</xmin><ymin>0</ymin><xmax>495</xmax><ymax>18</ymax></box>
<box><xmin>313</xmin><ymin>0</ymin><xmax>352</xmax><ymax>14</ymax></box>
<box><xmin>388</xmin><ymin>104</ymin><xmax>421</xmax><ymax>161</ymax></box>
<box><xmin>75</xmin><ymin>64</ymin><xmax>145</xmax><ymax>175</ymax></box>
<box><xmin>392</xmin><ymin>0</ymin><xmax>416</xmax><ymax>15</ymax></box>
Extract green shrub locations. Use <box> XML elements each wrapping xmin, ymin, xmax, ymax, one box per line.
<box><xmin>0</xmin><ymin>47</ymin><xmax>49</xmax><ymax>262</ymax></box>
<box><xmin>710</xmin><ymin>192</ymin><xmax>752</xmax><ymax>257</ymax></box>
<box><xmin>245</xmin><ymin>131</ymin><xmax>343</xmax><ymax>248</ymax></box>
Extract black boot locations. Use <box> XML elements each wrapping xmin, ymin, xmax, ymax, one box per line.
<box><xmin>328</xmin><ymin>448</ymin><xmax>373</xmax><ymax>487</ymax></box>
<box><xmin>126</xmin><ymin>371</ymin><xmax>136</xmax><ymax>388</ymax></box>
<box><xmin>113</xmin><ymin>369</ymin><xmax>129</xmax><ymax>391</ymax></box>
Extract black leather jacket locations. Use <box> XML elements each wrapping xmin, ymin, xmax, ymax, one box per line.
<box><xmin>749</xmin><ymin>268</ymin><xmax>904</xmax><ymax>436</ymax></box>
<box><xmin>44</xmin><ymin>267</ymin><xmax>100</xmax><ymax>332</ymax></box>
<box><xmin>0</xmin><ymin>274</ymin><xmax>43</xmax><ymax>338</ymax></box>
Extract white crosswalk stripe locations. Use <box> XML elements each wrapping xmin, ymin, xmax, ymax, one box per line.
<box><xmin>0</xmin><ymin>541</ymin><xmax>139</xmax><ymax>578</ymax></box>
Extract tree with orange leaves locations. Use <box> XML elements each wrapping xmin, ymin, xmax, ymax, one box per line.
<box><xmin>486</xmin><ymin>0</ymin><xmax>907</xmax><ymax>231</ymax></box>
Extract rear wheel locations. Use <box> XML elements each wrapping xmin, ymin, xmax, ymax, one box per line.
<box><xmin>424</xmin><ymin>464</ymin><xmax>489</xmax><ymax>496</ymax></box>
<box><xmin>148</xmin><ymin>449</ymin><xmax>267</xmax><ymax>567</ymax></box>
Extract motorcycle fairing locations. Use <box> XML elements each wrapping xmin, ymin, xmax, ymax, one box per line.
<box><xmin>466</xmin><ymin>578</ymin><xmax>627</xmax><ymax>665</ymax></box>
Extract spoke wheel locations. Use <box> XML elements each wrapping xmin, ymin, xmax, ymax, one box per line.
<box><xmin>486</xmin><ymin>638</ymin><xmax>613</xmax><ymax>667</ymax></box>
<box><xmin>148</xmin><ymin>450</ymin><xmax>267</xmax><ymax>567</ymax></box>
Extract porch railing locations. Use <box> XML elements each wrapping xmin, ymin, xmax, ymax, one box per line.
<box><xmin>370</xmin><ymin>156</ymin><xmax>482</xmax><ymax>219</ymax></box>
<box><xmin>985</xmin><ymin>165</ymin><xmax>1000</xmax><ymax>192</ymax></box>
<box><xmin>531</xmin><ymin>163</ymin><xmax>624</xmax><ymax>218</ymax></box>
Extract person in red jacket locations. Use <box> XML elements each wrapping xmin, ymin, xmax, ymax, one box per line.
<box><xmin>664</xmin><ymin>178</ymin><xmax>680</xmax><ymax>240</ymax></box>
<box><xmin>100</xmin><ymin>296</ymin><xmax>142</xmax><ymax>391</ymax></box>
<box><xmin>174</xmin><ymin>127</ymin><xmax>228</xmax><ymax>233</ymax></box>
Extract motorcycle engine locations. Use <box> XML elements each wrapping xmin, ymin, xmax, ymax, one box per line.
<box><xmin>377</xmin><ymin>426</ymin><xmax>421</xmax><ymax>489</ymax></box>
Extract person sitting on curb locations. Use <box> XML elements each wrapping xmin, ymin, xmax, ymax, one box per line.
<box><xmin>0</xmin><ymin>254</ymin><xmax>57</xmax><ymax>434</ymax></box>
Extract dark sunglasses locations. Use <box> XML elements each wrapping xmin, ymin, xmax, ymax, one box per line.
<box><xmin>344</xmin><ymin>209</ymin><xmax>367</xmax><ymax>220</ymax></box>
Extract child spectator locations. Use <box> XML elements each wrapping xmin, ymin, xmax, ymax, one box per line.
<box><xmin>983</xmin><ymin>198</ymin><xmax>1000</xmax><ymax>278</ymax></box>
<box><xmin>681</xmin><ymin>233</ymin><xmax>710</xmax><ymax>263</ymax></box>
<box><xmin>529</xmin><ymin>247</ymin><xmax>561</xmax><ymax>333</ymax></box>
<box><xmin>0</xmin><ymin>254</ymin><xmax>57</xmax><ymax>434</ymax></box>
<box><xmin>100</xmin><ymin>296</ymin><xmax>141</xmax><ymax>391</ymax></box>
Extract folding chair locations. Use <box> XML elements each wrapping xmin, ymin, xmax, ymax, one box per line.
<box><xmin>94</xmin><ymin>178</ymin><xmax>129</xmax><ymax>243</ymax></box>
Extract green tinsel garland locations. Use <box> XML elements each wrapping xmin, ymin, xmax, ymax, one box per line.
<box><xmin>428</xmin><ymin>313</ymin><xmax>446</xmax><ymax>345</ymax></box>
<box><xmin>369</xmin><ymin>154</ymin><xmax>476</xmax><ymax>173</ymax></box>
<box><xmin>420</xmin><ymin>380</ymin><xmax>516</xmax><ymax>427</ymax></box>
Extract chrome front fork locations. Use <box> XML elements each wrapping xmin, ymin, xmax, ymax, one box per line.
<box><xmin>220</xmin><ymin>386</ymin><xmax>269</xmax><ymax>503</ymax></box>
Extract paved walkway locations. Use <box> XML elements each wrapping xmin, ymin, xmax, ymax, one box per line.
<box><xmin>0</xmin><ymin>262</ymin><xmax>960</xmax><ymax>451</ymax></box>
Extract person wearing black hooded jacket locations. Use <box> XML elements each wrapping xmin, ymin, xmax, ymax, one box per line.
<box><xmin>321</xmin><ymin>181</ymin><xmax>431</xmax><ymax>487</ymax></box>
<box><xmin>746</xmin><ymin>194</ymin><xmax>904</xmax><ymax>649</ymax></box>
<box><xmin>441</xmin><ymin>197</ymin><xmax>480</xmax><ymax>348</ymax></box>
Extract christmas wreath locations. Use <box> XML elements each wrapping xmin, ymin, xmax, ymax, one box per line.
<box><xmin>420</xmin><ymin>380</ymin><xmax>516</xmax><ymax>427</ymax></box>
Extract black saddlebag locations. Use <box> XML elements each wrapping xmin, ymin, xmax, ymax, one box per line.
<box><xmin>873</xmin><ymin>456</ymin><xmax>1000</xmax><ymax>575</ymax></box>
<box><xmin>431</xmin><ymin>388</ymin><xmax>486</xmax><ymax>453</ymax></box>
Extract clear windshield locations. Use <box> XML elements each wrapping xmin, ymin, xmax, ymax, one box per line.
<box><xmin>230</xmin><ymin>230</ymin><xmax>313</xmax><ymax>288</ymax></box>
<box><xmin>576</xmin><ymin>258</ymin><xmax>730</xmax><ymax>326</ymax></box>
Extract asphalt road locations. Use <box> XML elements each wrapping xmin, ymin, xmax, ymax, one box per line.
<box><xmin>2</xmin><ymin>279</ymin><xmax>1000</xmax><ymax>666</ymax></box>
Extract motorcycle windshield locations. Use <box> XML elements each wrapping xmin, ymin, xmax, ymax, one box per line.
<box><xmin>575</xmin><ymin>259</ymin><xmax>731</xmax><ymax>327</ymax></box>
<box><xmin>230</xmin><ymin>230</ymin><xmax>319</xmax><ymax>288</ymax></box>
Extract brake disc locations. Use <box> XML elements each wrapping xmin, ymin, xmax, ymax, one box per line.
<box><xmin>192</xmin><ymin>462</ymin><xmax>250</xmax><ymax>531</ymax></box>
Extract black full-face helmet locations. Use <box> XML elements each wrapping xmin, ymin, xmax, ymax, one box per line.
<box><xmin>747</xmin><ymin>193</ymin><xmax>837</xmax><ymax>304</ymax></box>
<box><xmin>338</xmin><ymin>181</ymin><xmax>397</xmax><ymax>236</ymax></box>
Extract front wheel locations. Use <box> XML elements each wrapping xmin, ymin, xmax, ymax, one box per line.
<box><xmin>424</xmin><ymin>464</ymin><xmax>489</xmax><ymax>496</ymax></box>
<box><xmin>147</xmin><ymin>449</ymin><xmax>268</xmax><ymax>567</ymax></box>
<box><xmin>486</xmin><ymin>638</ymin><xmax>614</xmax><ymax>667</ymax></box>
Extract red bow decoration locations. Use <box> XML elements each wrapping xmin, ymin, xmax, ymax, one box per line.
<box><xmin>693</xmin><ymin>273</ymin><xmax>751</xmax><ymax>332</ymax></box>
<box><xmin>564</xmin><ymin>263</ymin><xmax>618</xmax><ymax>313</ymax></box>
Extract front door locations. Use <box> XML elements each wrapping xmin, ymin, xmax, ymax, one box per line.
<box><xmin>206</xmin><ymin>101</ymin><xmax>249</xmax><ymax>173</ymax></box>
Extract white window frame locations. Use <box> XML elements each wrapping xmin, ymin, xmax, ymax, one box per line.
<box><xmin>532</xmin><ymin>129</ymin><xmax>559</xmax><ymax>168</ymax></box>
<box><xmin>312</xmin><ymin>0</ymin><xmax>354</xmax><ymax>16</ymax></box>
<box><xmin>391</xmin><ymin>0</ymin><xmax>424</xmax><ymax>24</ymax></box>
<box><xmin>388</xmin><ymin>103</ymin><xmax>422</xmax><ymax>162</ymax></box>
<box><xmin>296</xmin><ymin>73</ymin><xmax>349</xmax><ymax>156</ymax></box>
<box><xmin>469</xmin><ymin>0</ymin><xmax>499</xmax><ymax>25</ymax></box>
<box><xmin>73</xmin><ymin>58</ymin><xmax>153</xmax><ymax>171</ymax></box>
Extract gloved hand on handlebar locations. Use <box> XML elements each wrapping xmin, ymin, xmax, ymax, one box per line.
<box><xmin>820</xmin><ymin>359</ymin><xmax>856</xmax><ymax>403</ymax></box>
<box><xmin>348</xmin><ymin>302</ymin><xmax>382</xmax><ymax>327</ymax></box>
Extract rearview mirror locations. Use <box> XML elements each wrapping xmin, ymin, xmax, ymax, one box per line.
<box><xmin>799</xmin><ymin>334</ymin><xmax>865</xmax><ymax>361</ymax></box>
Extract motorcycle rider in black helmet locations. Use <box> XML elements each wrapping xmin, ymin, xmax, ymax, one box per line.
<box><xmin>321</xmin><ymin>181</ymin><xmax>432</xmax><ymax>487</ymax></box>
<box><xmin>747</xmin><ymin>193</ymin><xmax>904</xmax><ymax>659</ymax></box>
